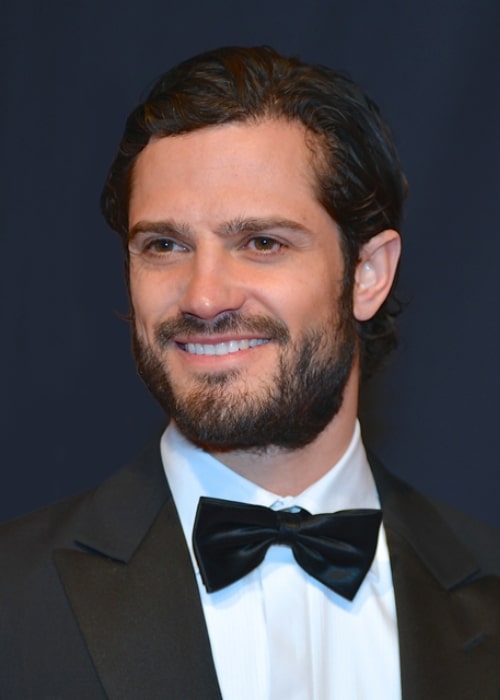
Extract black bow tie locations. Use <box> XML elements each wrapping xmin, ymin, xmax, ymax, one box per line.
<box><xmin>193</xmin><ymin>497</ymin><xmax>382</xmax><ymax>601</ymax></box>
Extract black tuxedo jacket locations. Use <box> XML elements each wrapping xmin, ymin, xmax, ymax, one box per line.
<box><xmin>1</xmin><ymin>438</ymin><xmax>499</xmax><ymax>699</ymax></box>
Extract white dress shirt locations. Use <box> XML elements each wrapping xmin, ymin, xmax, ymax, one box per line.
<box><xmin>161</xmin><ymin>422</ymin><xmax>401</xmax><ymax>700</ymax></box>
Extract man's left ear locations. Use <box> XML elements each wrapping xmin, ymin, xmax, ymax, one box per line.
<box><xmin>353</xmin><ymin>229</ymin><xmax>401</xmax><ymax>321</ymax></box>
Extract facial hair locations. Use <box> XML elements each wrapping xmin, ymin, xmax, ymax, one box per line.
<box><xmin>132</xmin><ymin>299</ymin><xmax>357</xmax><ymax>454</ymax></box>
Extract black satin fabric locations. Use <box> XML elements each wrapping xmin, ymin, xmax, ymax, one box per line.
<box><xmin>193</xmin><ymin>497</ymin><xmax>382</xmax><ymax>600</ymax></box>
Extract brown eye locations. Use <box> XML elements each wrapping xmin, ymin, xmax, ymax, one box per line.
<box><xmin>147</xmin><ymin>238</ymin><xmax>175</xmax><ymax>252</ymax></box>
<box><xmin>251</xmin><ymin>236</ymin><xmax>280</xmax><ymax>252</ymax></box>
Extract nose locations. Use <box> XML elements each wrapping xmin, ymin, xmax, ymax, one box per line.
<box><xmin>179</xmin><ymin>249</ymin><xmax>246</xmax><ymax>320</ymax></box>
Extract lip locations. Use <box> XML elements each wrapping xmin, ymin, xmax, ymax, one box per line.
<box><xmin>176</xmin><ymin>336</ymin><xmax>270</xmax><ymax>358</ymax></box>
<box><xmin>174</xmin><ymin>333</ymin><xmax>270</xmax><ymax>344</ymax></box>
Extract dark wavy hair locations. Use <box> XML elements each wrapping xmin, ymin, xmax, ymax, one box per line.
<box><xmin>101</xmin><ymin>46</ymin><xmax>408</xmax><ymax>379</ymax></box>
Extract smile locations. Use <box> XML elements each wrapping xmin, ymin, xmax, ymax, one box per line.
<box><xmin>180</xmin><ymin>338</ymin><xmax>269</xmax><ymax>356</ymax></box>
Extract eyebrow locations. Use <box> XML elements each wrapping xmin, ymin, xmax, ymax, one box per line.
<box><xmin>128</xmin><ymin>216</ymin><xmax>313</xmax><ymax>242</ymax></box>
<box><xmin>216</xmin><ymin>217</ymin><xmax>313</xmax><ymax>237</ymax></box>
<box><xmin>128</xmin><ymin>220</ymin><xmax>193</xmax><ymax>242</ymax></box>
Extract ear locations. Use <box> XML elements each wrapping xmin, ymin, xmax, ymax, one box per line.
<box><xmin>353</xmin><ymin>229</ymin><xmax>401</xmax><ymax>322</ymax></box>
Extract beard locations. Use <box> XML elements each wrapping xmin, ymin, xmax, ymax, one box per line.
<box><xmin>132</xmin><ymin>299</ymin><xmax>356</xmax><ymax>454</ymax></box>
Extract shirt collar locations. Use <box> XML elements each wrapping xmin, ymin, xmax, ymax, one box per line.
<box><xmin>161</xmin><ymin>420</ymin><xmax>380</xmax><ymax>539</ymax></box>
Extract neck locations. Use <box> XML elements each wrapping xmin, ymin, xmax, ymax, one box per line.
<box><xmin>210</xmin><ymin>369</ymin><xmax>360</xmax><ymax>496</ymax></box>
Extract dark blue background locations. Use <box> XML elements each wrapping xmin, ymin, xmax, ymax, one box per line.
<box><xmin>1</xmin><ymin>0</ymin><xmax>499</xmax><ymax>526</ymax></box>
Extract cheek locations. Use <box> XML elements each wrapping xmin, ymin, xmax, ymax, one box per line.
<box><xmin>129</xmin><ymin>272</ymin><xmax>175</xmax><ymax>335</ymax></box>
<box><xmin>270</xmin><ymin>270</ymin><xmax>339</xmax><ymax>331</ymax></box>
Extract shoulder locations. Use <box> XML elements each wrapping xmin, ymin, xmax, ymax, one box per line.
<box><xmin>427</xmin><ymin>496</ymin><xmax>500</xmax><ymax>576</ymax></box>
<box><xmin>0</xmin><ymin>491</ymin><xmax>90</xmax><ymax>568</ymax></box>
<box><xmin>368</xmin><ymin>452</ymin><xmax>500</xmax><ymax>578</ymax></box>
<box><xmin>0</xmin><ymin>434</ymin><xmax>167</xmax><ymax>573</ymax></box>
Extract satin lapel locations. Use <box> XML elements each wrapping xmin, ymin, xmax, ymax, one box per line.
<box><xmin>371</xmin><ymin>457</ymin><xmax>500</xmax><ymax>700</ymax></box>
<box><xmin>54</xmin><ymin>441</ymin><xmax>222</xmax><ymax>700</ymax></box>
<box><xmin>387</xmin><ymin>528</ymin><xmax>500</xmax><ymax>700</ymax></box>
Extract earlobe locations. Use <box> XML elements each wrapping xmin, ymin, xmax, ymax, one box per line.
<box><xmin>353</xmin><ymin>230</ymin><xmax>401</xmax><ymax>322</ymax></box>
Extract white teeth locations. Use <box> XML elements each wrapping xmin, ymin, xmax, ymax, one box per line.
<box><xmin>184</xmin><ymin>338</ymin><xmax>268</xmax><ymax>356</ymax></box>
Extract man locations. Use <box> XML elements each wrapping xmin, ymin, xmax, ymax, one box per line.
<box><xmin>1</xmin><ymin>46</ymin><xmax>499</xmax><ymax>699</ymax></box>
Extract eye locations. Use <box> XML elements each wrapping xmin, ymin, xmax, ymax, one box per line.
<box><xmin>129</xmin><ymin>234</ymin><xmax>188</xmax><ymax>258</ymax></box>
<box><xmin>144</xmin><ymin>238</ymin><xmax>181</xmax><ymax>253</ymax></box>
<box><xmin>246</xmin><ymin>236</ymin><xmax>283</xmax><ymax>253</ymax></box>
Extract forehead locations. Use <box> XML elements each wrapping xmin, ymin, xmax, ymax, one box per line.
<box><xmin>128</xmin><ymin>119</ymin><xmax>326</xmax><ymax>226</ymax></box>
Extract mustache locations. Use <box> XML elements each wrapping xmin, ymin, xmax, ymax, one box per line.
<box><xmin>154</xmin><ymin>312</ymin><xmax>290</xmax><ymax>348</ymax></box>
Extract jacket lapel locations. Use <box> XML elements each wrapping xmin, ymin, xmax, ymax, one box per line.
<box><xmin>54</xmin><ymin>439</ymin><xmax>222</xmax><ymax>700</ymax></box>
<box><xmin>371</xmin><ymin>457</ymin><xmax>500</xmax><ymax>699</ymax></box>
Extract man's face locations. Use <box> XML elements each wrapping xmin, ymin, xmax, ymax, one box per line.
<box><xmin>128</xmin><ymin>119</ymin><xmax>356</xmax><ymax>452</ymax></box>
